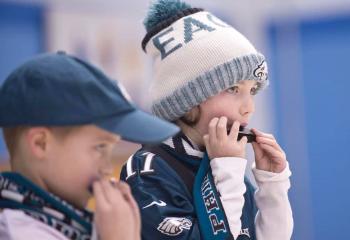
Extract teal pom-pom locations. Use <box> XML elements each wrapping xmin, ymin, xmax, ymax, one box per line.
<box><xmin>143</xmin><ymin>0</ymin><xmax>192</xmax><ymax>31</ymax></box>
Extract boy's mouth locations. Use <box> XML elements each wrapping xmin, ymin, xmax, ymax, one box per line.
<box><xmin>88</xmin><ymin>184</ymin><xmax>94</xmax><ymax>194</ymax></box>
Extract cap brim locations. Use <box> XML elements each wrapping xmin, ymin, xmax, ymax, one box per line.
<box><xmin>96</xmin><ymin>109</ymin><xmax>179</xmax><ymax>145</ymax></box>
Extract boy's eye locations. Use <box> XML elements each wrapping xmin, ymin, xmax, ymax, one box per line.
<box><xmin>95</xmin><ymin>143</ymin><xmax>107</xmax><ymax>151</ymax></box>
<box><xmin>250</xmin><ymin>85</ymin><xmax>259</xmax><ymax>95</ymax></box>
<box><xmin>227</xmin><ymin>86</ymin><xmax>239</xmax><ymax>94</ymax></box>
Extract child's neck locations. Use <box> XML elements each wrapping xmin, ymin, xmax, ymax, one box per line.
<box><xmin>177</xmin><ymin>120</ymin><xmax>205</xmax><ymax>151</ymax></box>
<box><xmin>11</xmin><ymin>157</ymin><xmax>48</xmax><ymax>192</ymax></box>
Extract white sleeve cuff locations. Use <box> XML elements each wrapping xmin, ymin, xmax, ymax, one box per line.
<box><xmin>252</xmin><ymin>161</ymin><xmax>292</xmax><ymax>183</ymax></box>
<box><xmin>253</xmin><ymin>162</ymin><xmax>294</xmax><ymax>240</ymax></box>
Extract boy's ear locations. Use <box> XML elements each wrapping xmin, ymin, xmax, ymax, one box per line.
<box><xmin>26</xmin><ymin>127</ymin><xmax>52</xmax><ymax>159</ymax></box>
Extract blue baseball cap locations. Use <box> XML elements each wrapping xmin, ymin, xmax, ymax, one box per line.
<box><xmin>0</xmin><ymin>51</ymin><xmax>179</xmax><ymax>144</ymax></box>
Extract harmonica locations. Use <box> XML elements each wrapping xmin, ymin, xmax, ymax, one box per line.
<box><xmin>238</xmin><ymin>126</ymin><xmax>256</xmax><ymax>143</ymax></box>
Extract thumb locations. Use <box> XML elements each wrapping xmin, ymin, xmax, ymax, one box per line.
<box><xmin>252</xmin><ymin>142</ymin><xmax>263</xmax><ymax>158</ymax></box>
<box><xmin>252</xmin><ymin>142</ymin><xmax>268</xmax><ymax>171</ymax></box>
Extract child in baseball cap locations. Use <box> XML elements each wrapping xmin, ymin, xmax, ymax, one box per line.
<box><xmin>0</xmin><ymin>51</ymin><xmax>179</xmax><ymax>240</ymax></box>
<box><xmin>120</xmin><ymin>1</ymin><xmax>293</xmax><ymax>240</ymax></box>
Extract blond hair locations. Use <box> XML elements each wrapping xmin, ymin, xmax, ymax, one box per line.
<box><xmin>2</xmin><ymin>126</ymin><xmax>76</xmax><ymax>159</ymax></box>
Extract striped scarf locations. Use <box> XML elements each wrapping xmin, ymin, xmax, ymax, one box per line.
<box><xmin>0</xmin><ymin>172</ymin><xmax>95</xmax><ymax>240</ymax></box>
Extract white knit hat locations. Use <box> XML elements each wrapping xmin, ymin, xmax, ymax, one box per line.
<box><xmin>142</xmin><ymin>0</ymin><xmax>269</xmax><ymax>121</ymax></box>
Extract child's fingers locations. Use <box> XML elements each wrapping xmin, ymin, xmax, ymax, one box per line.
<box><xmin>117</xmin><ymin>182</ymin><xmax>141</xmax><ymax>238</ymax></box>
<box><xmin>252</xmin><ymin>129</ymin><xmax>285</xmax><ymax>154</ymax></box>
<box><xmin>256</xmin><ymin>136</ymin><xmax>284</xmax><ymax>153</ymax></box>
<box><xmin>100</xmin><ymin>179</ymin><xmax>122</xmax><ymax>204</ymax></box>
<box><xmin>203</xmin><ymin>134</ymin><xmax>214</xmax><ymax>159</ymax></box>
<box><xmin>252</xmin><ymin>142</ymin><xmax>263</xmax><ymax>158</ymax></box>
<box><xmin>93</xmin><ymin>181</ymin><xmax>109</xmax><ymax>211</ymax></box>
<box><xmin>116</xmin><ymin>181</ymin><xmax>131</xmax><ymax>197</ymax></box>
<box><xmin>228</xmin><ymin>121</ymin><xmax>240</xmax><ymax>141</ymax></box>
<box><xmin>208</xmin><ymin>117</ymin><xmax>219</xmax><ymax>142</ymax></box>
<box><xmin>116</xmin><ymin>182</ymin><xmax>136</xmax><ymax>207</ymax></box>
<box><xmin>203</xmin><ymin>134</ymin><xmax>209</xmax><ymax>147</ymax></box>
<box><xmin>239</xmin><ymin>136</ymin><xmax>248</xmax><ymax>147</ymax></box>
<box><xmin>116</xmin><ymin>182</ymin><xmax>141</xmax><ymax>226</ymax></box>
<box><xmin>128</xmin><ymin>195</ymin><xmax>141</xmax><ymax>227</ymax></box>
<box><xmin>216</xmin><ymin>116</ymin><xmax>228</xmax><ymax>140</ymax></box>
<box><xmin>252</xmin><ymin>128</ymin><xmax>275</xmax><ymax>139</ymax></box>
<box><xmin>259</xmin><ymin>143</ymin><xmax>285</xmax><ymax>159</ymax></box>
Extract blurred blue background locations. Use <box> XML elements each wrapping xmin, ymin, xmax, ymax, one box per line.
<box><xmin>0</xmin><ymin>0</ymin><xmax>349</xmax><ymax>239</ymax></box>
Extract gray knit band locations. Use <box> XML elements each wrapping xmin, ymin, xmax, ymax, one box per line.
<box><xmin>151</xmin><ymin>53</ymin><xmax>269</xmax><ymax>121</ymax></box>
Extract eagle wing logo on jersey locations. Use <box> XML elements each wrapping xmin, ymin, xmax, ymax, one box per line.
<box><xmin>157</xmin><ymin>217</ymin><xmax>192</xmax><ymax>236</ymax></box>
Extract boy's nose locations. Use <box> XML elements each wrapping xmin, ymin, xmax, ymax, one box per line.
<box><xmin>99</xmin><ymin>167</ymin><xmax>114</xmax><ymax>178</ymax></box>
<box><xmin>99</xmin><ymin>157</ymin><xmax>114</xmax><ymax>177</ymax></box>
<box><xmin>239</xmin><ymin>96</ymin><xmax>255</xmax><ymax>117</ymax></box>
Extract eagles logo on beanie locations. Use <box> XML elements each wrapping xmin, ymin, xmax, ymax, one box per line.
<box><xmin>142</xmin><ymin>0</ymin><xmax>269</xmax><ymax>121</ymax></box>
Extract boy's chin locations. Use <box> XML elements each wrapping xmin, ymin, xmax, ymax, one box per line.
<box><xmin>73</xmin><ymin>189</ymin><xmax>93</xmax><ymax>209</ymax></box>
<box><xmin>65</xmin><ymin>195</ymin><xmax>89</xmax><ymax>209</ymax></box>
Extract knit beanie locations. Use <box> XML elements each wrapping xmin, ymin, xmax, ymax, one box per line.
<box><xmin>142</xmin><ymin>0</ymin><xmax>269</xmax><ymax>121</ymax></box>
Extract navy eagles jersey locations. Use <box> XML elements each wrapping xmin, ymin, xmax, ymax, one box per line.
<box><xmin>120</xmin><ymin>133</ymin><xmax>258</xmax><ymax>240</ymax></box>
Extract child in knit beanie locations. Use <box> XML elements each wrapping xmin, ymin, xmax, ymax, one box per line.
<box><xmin>120</xmin><ymin>1</ymin><xmax>293</xmax><ymax>239</ymax></box>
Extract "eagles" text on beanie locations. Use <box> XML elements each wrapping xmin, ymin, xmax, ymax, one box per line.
<box><xmin>142</xmin><ymin>0</ymin><xmax>269</xmax><ymax>121</ymax></box>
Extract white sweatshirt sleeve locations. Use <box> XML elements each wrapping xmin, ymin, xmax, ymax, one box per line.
<box><xmin>253</xmin><ymin>162</ymin><xmax>293</xmax><ymax>240</ymax></box>
<box><xmin>0</xmin><ymin>209</ymin><xmax>69</xmax><ymax>240</ymax></box>
<box><xmin>210</xmin><ymin>158</ymin><xmax>293</xmax><ymax>240</ymax></box>
<box><xmin>210</xmin><ymin>157</ymin><xmax>247</xmax><ymax>239</ymax></box>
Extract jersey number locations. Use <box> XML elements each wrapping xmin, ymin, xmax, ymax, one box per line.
<box><xmin>126</xmin><ymin>152</ymin><xmax>155</xmax><ymax>180</ymax></box>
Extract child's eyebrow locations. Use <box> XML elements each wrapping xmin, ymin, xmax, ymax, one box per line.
<box><xmin>95</xmin><ymin>135</ymin><xmax>120</xmax><ymax>143</ymax></box>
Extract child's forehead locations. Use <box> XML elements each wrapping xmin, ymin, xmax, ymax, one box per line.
<box><xmin>234</xmin><ymin>80</ymin><xmax>258</xmax><ymax>86</ymax></box>
<box><xmin>61</xmin><ymin>125</ymin><xmax>121</xmax><ymax>142</ymax></box>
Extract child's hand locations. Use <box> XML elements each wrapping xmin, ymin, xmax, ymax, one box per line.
<box><xmin>251</xmin><ymin>128</ymin><xmax>287</xmax><ymax>173</ymax></box>
<box><xmin>203</xmin><ymin>117</ymin><xmax>248</xmax><ymax>159</ymax></box>
<box><xmin>93</xmin><ymin>180</ymin><xmax>141</xmax><ymax>240</ymax></box>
